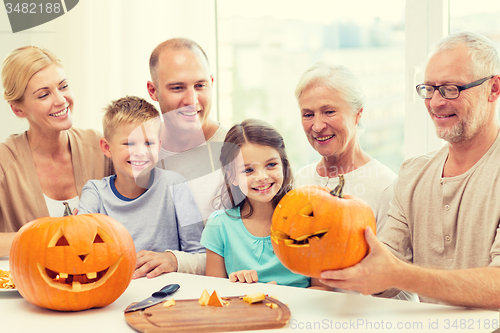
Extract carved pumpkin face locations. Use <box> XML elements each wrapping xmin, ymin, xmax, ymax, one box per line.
<box><xmin>9</xmin><ymin>213</ymin><xmax>136</xmax><ymax>311</ymax></box>
<box><xmin>271</xmin><ymin>178</ymin><xmax>376</xmax><ymax>278</ymax></box>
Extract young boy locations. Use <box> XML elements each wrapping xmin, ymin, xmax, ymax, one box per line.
<box><xmin>77</xmin><ymin>96</ymin><xmax>205</xmax><ymax>258</ymax></box>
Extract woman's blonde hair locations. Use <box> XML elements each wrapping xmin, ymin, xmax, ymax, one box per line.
<box><xmin>2</xmin><ymin>46</ymin><xmax>62</xmax><ymax>103</ymax></box>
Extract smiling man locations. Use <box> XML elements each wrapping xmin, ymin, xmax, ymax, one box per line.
<box><xmin>320</xmin><ymin>31</ymin><xmax>500</xmax><ymax>308</ymax></box>
<box><xmin>148</xmin><ymin>39</ymin><xmax>220</xmax><ymax>151</ymax></box>
<box><xmin>133</xmin><ymin>38</ymin><xmax>228</xmax><ymax>278</ymax></box>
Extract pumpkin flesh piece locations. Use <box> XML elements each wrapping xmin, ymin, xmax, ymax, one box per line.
<box><xmin>242</xmin><ymin>293</ymin><xmax>266</xmax><ymax>304</ymax></box>
<box><xmin>198</xmin><ymin>289</ymin><xmax>210</xmax><ymax>305</ymax></box>
<box><xmin>208</xmin><ymin>290</ymin><xmax>224</xmax><ymax>307</ymax></box>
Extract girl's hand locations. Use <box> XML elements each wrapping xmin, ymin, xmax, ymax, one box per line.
<box><xmin>229</xmin><ymin>269</ymin><xmax>259</xmax><ymax>283</ymax></box>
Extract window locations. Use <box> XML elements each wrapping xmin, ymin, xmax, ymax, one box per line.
<box><xmin>404</xmin><ymin>0</ymin><xmax>500</xmax><ymax>159</ymax></box>
<box><xmin>450</xmin><ymin>0</ymin><xmax>500</xmax><ymax>120</ymax></box>
<box><xmin>217</xmin><ymin>0</ymin><xmax>406</xmax><ymax>173</ymax></box>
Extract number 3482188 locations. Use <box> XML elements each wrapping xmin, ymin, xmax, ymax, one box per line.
<box><xmin>5</xmin><ymin>3</ymin><xmax>62</xmax><ymax>14</ymax></box>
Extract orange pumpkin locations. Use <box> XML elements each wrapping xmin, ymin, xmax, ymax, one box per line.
<box><xmin>271</xmin><ymin>175</ymin><xmax>376</xmax><ymax>278</ymax></box>
<box><xmin>9</xmin><ymin>208</ymin><xmax>136</xmax><ymax>311</ymax></box>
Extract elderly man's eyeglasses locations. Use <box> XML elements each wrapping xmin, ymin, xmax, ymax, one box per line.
<box><xmin>415</xmin><ymin>75</ymin><xmax>494</xmax><ymax>100</ymax></box>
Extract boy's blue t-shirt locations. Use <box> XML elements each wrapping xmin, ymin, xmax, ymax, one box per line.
<box><xmin>201</xmin><ymin>207</ymin><xmax>310</xmax><ymax>288</ymax></box>
<box><xmin>78</xmin><ymin>167</ymin><xmax>205</xmax><ymax>254</ymax></box>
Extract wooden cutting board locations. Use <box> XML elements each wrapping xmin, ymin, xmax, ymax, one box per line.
<box><xmin>125</xmin><ymin>295</ymin><xmax>291</xmax><ymax>332</ymax></box>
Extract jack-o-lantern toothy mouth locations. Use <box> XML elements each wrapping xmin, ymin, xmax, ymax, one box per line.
<box><xmin>45</xmin><ymin>267</ymin><xmax>107</xmax><ymax>287</ymax></box>
<box><xmin>36</xmin><ymin>256</ymin><xmax>122</xmax><ymax>292</ymax></box>
<box><xmin>271</xmin><ymin>229</ymin><xmax>328</xmax><ymax>247</ymax></box>
<box><xmin>271</xmin><ymin>203</ymin><xmax>328</xmax><ymax>247</ymax></box>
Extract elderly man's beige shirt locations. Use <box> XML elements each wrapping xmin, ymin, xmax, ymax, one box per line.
<box><xmin>380</xmin><ymin>133</ymin><xmax>500</xmax><ymax>304</ymax></box>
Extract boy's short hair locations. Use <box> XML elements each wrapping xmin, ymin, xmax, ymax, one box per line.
<box><xmin>103</xmin><ymin>95</ymin><xmax>161</xmax><ymax>140</ymax></box>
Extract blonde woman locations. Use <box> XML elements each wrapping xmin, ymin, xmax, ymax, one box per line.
<box><xmin>0</xmin><ymin>46</ymin><xmax>113</xmax><ymax>255</ymax></box>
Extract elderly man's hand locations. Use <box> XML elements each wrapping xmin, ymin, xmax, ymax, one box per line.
<box><xmin>319</xmin><ymin>227</ymin><xmax>401</xmax><ymax>295</ymax></box>
<box><xmin>133</xmin><ymin>250</ymin><xmax>178</xmax><ymax>279</ymax></box>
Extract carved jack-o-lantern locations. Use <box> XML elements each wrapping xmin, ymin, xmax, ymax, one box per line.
<box><xmin>271</xmin><ymin>175</ymin><xmax>376</xmax><ymax>278</ymax></box>
<box><xmin>9</xmin><ymin>211</ymin><xmax>136</xmax><ymax>311</ymax></box>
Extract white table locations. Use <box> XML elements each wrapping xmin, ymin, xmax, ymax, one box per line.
<box><xmin>1</xmin><ymin>257</ymin><xmax>498</xmax><ymax>333</ymax></box>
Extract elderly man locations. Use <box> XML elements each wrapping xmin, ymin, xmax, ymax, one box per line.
<box><xmin>320</xmin><ymin>31</ymin><xmax>500</xmax><ymax>308</ymax></box>
<box><xmin>134</xmin><ymin>38</ymin><xmax>228</xmax><ymax>278</ymax></box>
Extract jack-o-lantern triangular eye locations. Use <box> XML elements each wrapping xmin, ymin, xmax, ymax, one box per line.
<box><xmin>93</xmin><ymin>234</ymin><xmax>104</xmax><ymax>244</ymax></box>
<box><xmin>55</xmin><ymin>235</ymin><xmax>69</xmax><ymax>246</ymax></box>
<box><xmin>93</xmin><ymin>227</ymin><xmax>113</xmax><ymax>244</ymax></box>
<box><xmin>299</xmin><ymin>204</ymin><xmax>314</xmax><ymax>217</ymax></box>
<box><xmin>48</xmin><ymin>229</ymin><xmax>70</xmax><ymax>247</ymax></box>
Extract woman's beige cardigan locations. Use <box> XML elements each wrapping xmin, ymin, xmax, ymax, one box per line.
<box><xmin>0</xmin><ymin>128</ymin><xmax>113</xmax><ymax>232</ymax></box>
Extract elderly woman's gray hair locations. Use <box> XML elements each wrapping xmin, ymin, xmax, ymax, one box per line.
<box><xmin>294</xmin><ymin>61</ymin><xmax>365</xmax><ymax>113</ymax></box>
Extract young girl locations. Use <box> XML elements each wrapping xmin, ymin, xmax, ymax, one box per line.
<box><xmin>201</xmin><ymin>119</ymin><xmax>312</xmax><ymax>287</ymax></box>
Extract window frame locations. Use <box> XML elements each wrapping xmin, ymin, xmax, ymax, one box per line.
<box><xmin>404</xmin><ymin>0</ymin><xmax>449</xmax><ymax>159</ymax></box>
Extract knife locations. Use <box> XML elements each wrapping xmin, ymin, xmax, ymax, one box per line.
<box><xmin>124</xmin><ymin>284</ymin><xmax>180</xmax><ymax>312</ymax></box>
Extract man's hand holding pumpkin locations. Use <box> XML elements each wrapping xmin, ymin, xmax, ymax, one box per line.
<box><xmin>133</xmin><ymin>250</ymin><xmax>178</xmax><ymax>279</ymax></box>
<box><xmin>319</xmin><ymin>227</ymin><xmax>402</xmax><ymax>295</ymax></box>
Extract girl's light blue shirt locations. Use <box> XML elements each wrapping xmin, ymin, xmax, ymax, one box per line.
<box><xmin>201</xmin><ymin>206</ymin><xmax>310</xmax><ymax>288</ymax></box>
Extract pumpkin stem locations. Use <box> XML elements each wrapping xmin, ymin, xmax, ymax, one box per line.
<box><xmin>330</xmin><ymin>174</ymin><xmax>345</xmax><ymax>198</ymax></box>
<box><xmin>63</xmin><ymin>202</ymin><xmax>73</xmax><ymax>216</ymax></box>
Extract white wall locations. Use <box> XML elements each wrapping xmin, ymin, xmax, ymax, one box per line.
<box><xmin>0</xmin><ymin>0</ymin><xmax>217</xmax><ymax>141</ymax></box>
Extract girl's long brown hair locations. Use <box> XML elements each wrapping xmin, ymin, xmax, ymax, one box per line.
<box><xmin>217</xmin><ymin>118</ymin><xmax>293</xmax><ymax>218</ymax></box>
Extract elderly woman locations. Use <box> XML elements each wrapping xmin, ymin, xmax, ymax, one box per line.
<box><xmin>0</xmin><ymin>46</ymin><xmax>113</xmax><ymax>255</ymax></box>
<box><xmin>294</xmin><ymin>61</ymin><xmax>396</xmax><ymax>233</ymax></box>
<box><xmin>294</xmin><ymin>61</ymin><xmax>417</xmax><ymax>301</ymax></box>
